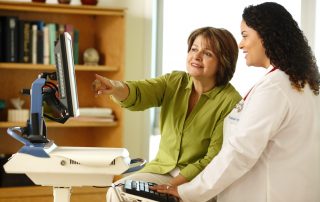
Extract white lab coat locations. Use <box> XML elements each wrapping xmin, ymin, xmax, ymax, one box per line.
<box><xmin>178</xmin><ymin>66</ymin><xmax>320</xmax><ymax>202</ymax></box>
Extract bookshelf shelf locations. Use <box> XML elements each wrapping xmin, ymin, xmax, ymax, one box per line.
<box><xmin>0</xmin><ymin>1</ymin><xmax>125</xmax><ymax>16</ymax></box>
<box><xmin>0</xmin><ymin>2</ymin><xmax>125</xmax><ymax>200</ymax></box>
<box><xmin>0</xmin><ymin>120</ymin><xmax>117</xmax><ymax>128</ymax></box>
<box><xmin>0</xmin><ymin>186</ymin><xmax>107</xmax><ymax>202</ymax></box>
<box><xmin>0</xmin><ymin>63</ymin><xmax>119</xmax><ymax>71</ymax></box>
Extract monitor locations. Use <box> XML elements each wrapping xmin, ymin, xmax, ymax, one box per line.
<box><xmin>6</xmin><ymin>32</ymin><xmax>80</xmax><ymax>144</ymax></box>
<box><xmin>54</xmin><ymin>32</ymin><xmax>80</xmax><ymax>118</ymax></box>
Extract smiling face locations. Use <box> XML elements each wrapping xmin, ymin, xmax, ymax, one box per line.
<box><xmin>239</xmin><ymin>20</ymin><xmax>270</xmax><ymax>68</ymax></box>
<box><xmin>186</xmin><ymin>35</ymin><xmax>219</xmax><ymax>83</ymax></box>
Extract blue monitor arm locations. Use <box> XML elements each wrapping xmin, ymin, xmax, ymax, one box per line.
<box><xmin>7</xmin><ymin>73</ymin><xmax>69</xmax><ymax>148</ymax></box>
<box><xmin>28</xmin><ymin>77</ymin><xmax>48</xmax><ymax>143</ymax></box>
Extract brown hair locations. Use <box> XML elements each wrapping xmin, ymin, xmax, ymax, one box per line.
<box><xmin>187</xmin><ymin>27</ymin><xmax>238</xmax><ymax>86</ymax></box>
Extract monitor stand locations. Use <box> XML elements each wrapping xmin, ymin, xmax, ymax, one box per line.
<box><xmin>3</xmin><ymin>135</ymin><xmax>132</xmax><ymax>202</ymax></box>
<box><xmin>53</xmin><ymin>187</ymin><xmax>71</xmax><ymax>202</ymax></box>
<box><xmin>3</xmin><ymin>76</ymin><xmax>131</xmax><ymax>202</ymax></box>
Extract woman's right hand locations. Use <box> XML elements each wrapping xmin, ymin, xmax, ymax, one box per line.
<box><xmin>92</xmin><ymin>74</ymin><xmax>115</xmax><ymax>96</ymax></box>
<box><xmin>92</xmin><ymin>74</ymin><xmax>129</xmax><ymax>101</ymax></box>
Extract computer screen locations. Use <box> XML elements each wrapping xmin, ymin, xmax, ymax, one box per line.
<box><xmin>54</xmin><ymin>32</ymin><xmax>80</xmax><ymax>118</ymax></box>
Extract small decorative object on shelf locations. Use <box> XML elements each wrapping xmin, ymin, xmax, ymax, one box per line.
<box><xmin>7</xmin><ymin>98</ymin><xmax>29</xmax><ymax>122</ymax></box>
<box><xmin>81</xmin><ymin>0</ymin><xmax>98</xmax><ymax>5</ymax></box>
<box><xmin>83</xmin><ymin>48</ymin><xmax>100</xmax><ymax>65</ymax></box>
<box><xmin>32</xmin><ymin>0</ymin><xmax>46</xmax><ymax>2</ymax></box>
<box><xmin>58</xmin><ymin>0</ymin><xmax>71</xmax><ymax>4</ymax></box>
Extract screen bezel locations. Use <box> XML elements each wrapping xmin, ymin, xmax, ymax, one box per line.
<box><xmin>54</xmin><ymin>32</ymin><xmax>80</xmax><ymax>118</ymax></box>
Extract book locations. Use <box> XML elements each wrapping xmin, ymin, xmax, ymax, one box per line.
<box><xmin>57</xmin><ymin>23</ymin><xmax>65</xmax><ymax>35</ymax></box>
<box><xmin>22</xmin><ymin>21</ymin><xmax>32</xmax><ymax>63</ymax></box>
<box><xmin>79</xmin><ymin>107</ymin><xmax>113</xmax><ymax>117</ymax></box>
<box><xmin>31</xmin><ymin>24</ymin><xmax>37</xmax><ymax>64</ymax></box>
<box><xmin>47</xmin><ymin>23</ymin><xmax>56</xmax><ymax>65</ymax></box>
<box><xmin>36</xmin><ymin>21</ymin><xmax>44</xmax><ymax>64</ymax></box>
<box><xmin>0</xmin><ymin>17</ymin><xmax>4</xmax><ymax>62</ymax></box>
<box><xmin>43</xmin><ymin>25</ymin><xmax>49</xmax><ymax>65</ymax></box>
<box><xmin>17</xmin><ymin>20</ymin><xmax>24</xmax><ymax>63</ymax></box>
<box><xmin>3</xmin><ymin>16</ymin><xmax>18</xmax><ymax>62</ymax></box>
<box><xmin>73</xmin><ymin>29</ymin><xmax>79</xmax><ymax>64</ymax></box>
<box><xmin>70</xmin><ymin>116</ymin><xmax>115</xmax><ymax>123</ymax></box>
<box><xmin>65</xmin><ymin>24</ymin><xmax>73</xmax><ymax>39</ymax></box>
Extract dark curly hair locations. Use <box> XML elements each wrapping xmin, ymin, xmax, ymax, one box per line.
<box><xmin>187</xmin><ymin>27</ymin><xmax>238</xmax><ymax>86</ymax></box>
<box><xmin>242</xmin><ymin>2</ymin><xmax>320</xmax><ymax>95</ymax></box>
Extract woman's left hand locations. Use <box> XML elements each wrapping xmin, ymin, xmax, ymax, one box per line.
<box><xmin>150</xmin><ymin>184</ymin><xmax>180</xmax><ymax>198</ymax></box>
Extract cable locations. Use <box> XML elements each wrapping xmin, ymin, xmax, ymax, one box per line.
<box><xmin>93</xmin><ymin>183</ymin><xmax>124</xmax><ymax>188</ymax></box>
<box><xmin>42</xmin><ymin>83</ymin><xmax>69</xmax><ymax>123</ymax></box>
<box><xmin>44</xmin><ymin>81</ymin><xmax>59</xmax><ymax>93</ymax></box>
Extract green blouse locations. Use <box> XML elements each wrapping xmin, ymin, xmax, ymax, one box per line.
<box><xmin>120</xmin><ymin>71</ymin><xmax>241</xmax><ymax>181</ymax></box>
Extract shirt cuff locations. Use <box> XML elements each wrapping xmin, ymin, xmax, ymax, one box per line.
<box><xmin>179</xmin><ymin>164</ymin><xmax>201</xmax><ymax>181</ymax></box>
<box><xmin>117</xmin><ymin>81</ymin><xmax>136</xmax><ymax>107</ymax></box>
<box><xmin>178</xmin><ymin>183</ymin><xmax>195</xmax><ymax>202</ymax></box>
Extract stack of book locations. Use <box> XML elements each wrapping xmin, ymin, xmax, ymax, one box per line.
<box><xmin>73</xmin><ymin>107</ymin><xmax>115</xmax><ymax>122</ymax></box>
<box><xmin>0</xmin><ymin>16</ymin><xmax>79</xmax><ymax>64</ymax></box>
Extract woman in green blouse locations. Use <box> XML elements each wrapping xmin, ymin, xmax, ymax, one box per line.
<box><xmin>92</xmin><ymin>27</ymin><xmax>241</xmax><ymax>201</ymax></box>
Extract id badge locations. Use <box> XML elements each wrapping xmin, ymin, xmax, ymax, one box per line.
<box><xmin>225</xmin><ymin>100</ymin><xmax>243</xmax><ymax>127</ymax></box>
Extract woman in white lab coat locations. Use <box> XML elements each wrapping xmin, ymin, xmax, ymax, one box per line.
<box><xmin>152</xmin><ymin>2</ymin><xmax>320</xmax><ymax>202</ymax></box>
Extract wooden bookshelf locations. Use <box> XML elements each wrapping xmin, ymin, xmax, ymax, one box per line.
<box><xmin>0</xmin><ymin>2</ymin><xmax>125</xmax><ymax>200</ymax></box>
<box><xmin>0</xmin><ymin>186</ymin><xmax>108</xmax><ymax>202</ymax></box>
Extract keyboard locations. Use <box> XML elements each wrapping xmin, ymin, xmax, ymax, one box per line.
<box><xmin>123</xmin><ymin>180</ymin><xmax>179</xmax><ymax>202</ymax></box>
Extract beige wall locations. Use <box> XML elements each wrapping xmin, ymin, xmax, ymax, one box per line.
<box><xmin>99</xmin><ymin>0</ymin><xmax>152</xmax><ymax>161</ymax></box>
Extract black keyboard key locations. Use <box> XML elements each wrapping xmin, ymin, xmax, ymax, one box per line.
<box><xmin>140</xmin><ymin>181</ymin><xmax>145</xmax><ymax>191</ymax></box>
<box><xmin>132</xmin><ymin>180</ymin><xmax>138</xmax><ymax>190</ymax></box>
<box><xmin>123</xmin><ymin>180</ymin><xmax>179</xmax><ymax>202</ymax></box>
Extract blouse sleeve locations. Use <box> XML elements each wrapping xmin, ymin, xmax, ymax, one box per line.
<box><xmin>119</xmin><ymin>73</ymin><xmax>171</xmax><ymax>111</ymax></box>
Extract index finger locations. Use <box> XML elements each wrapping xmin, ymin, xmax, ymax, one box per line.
<box><xmin>149</xmin><ymin>184</ymin><xmax>168</xmax><ymax>191</ymax></box>
<box><xmin>95</xmin><ymin>74</ymin><xmax>107</xmax><ymax>81</ymax></box>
